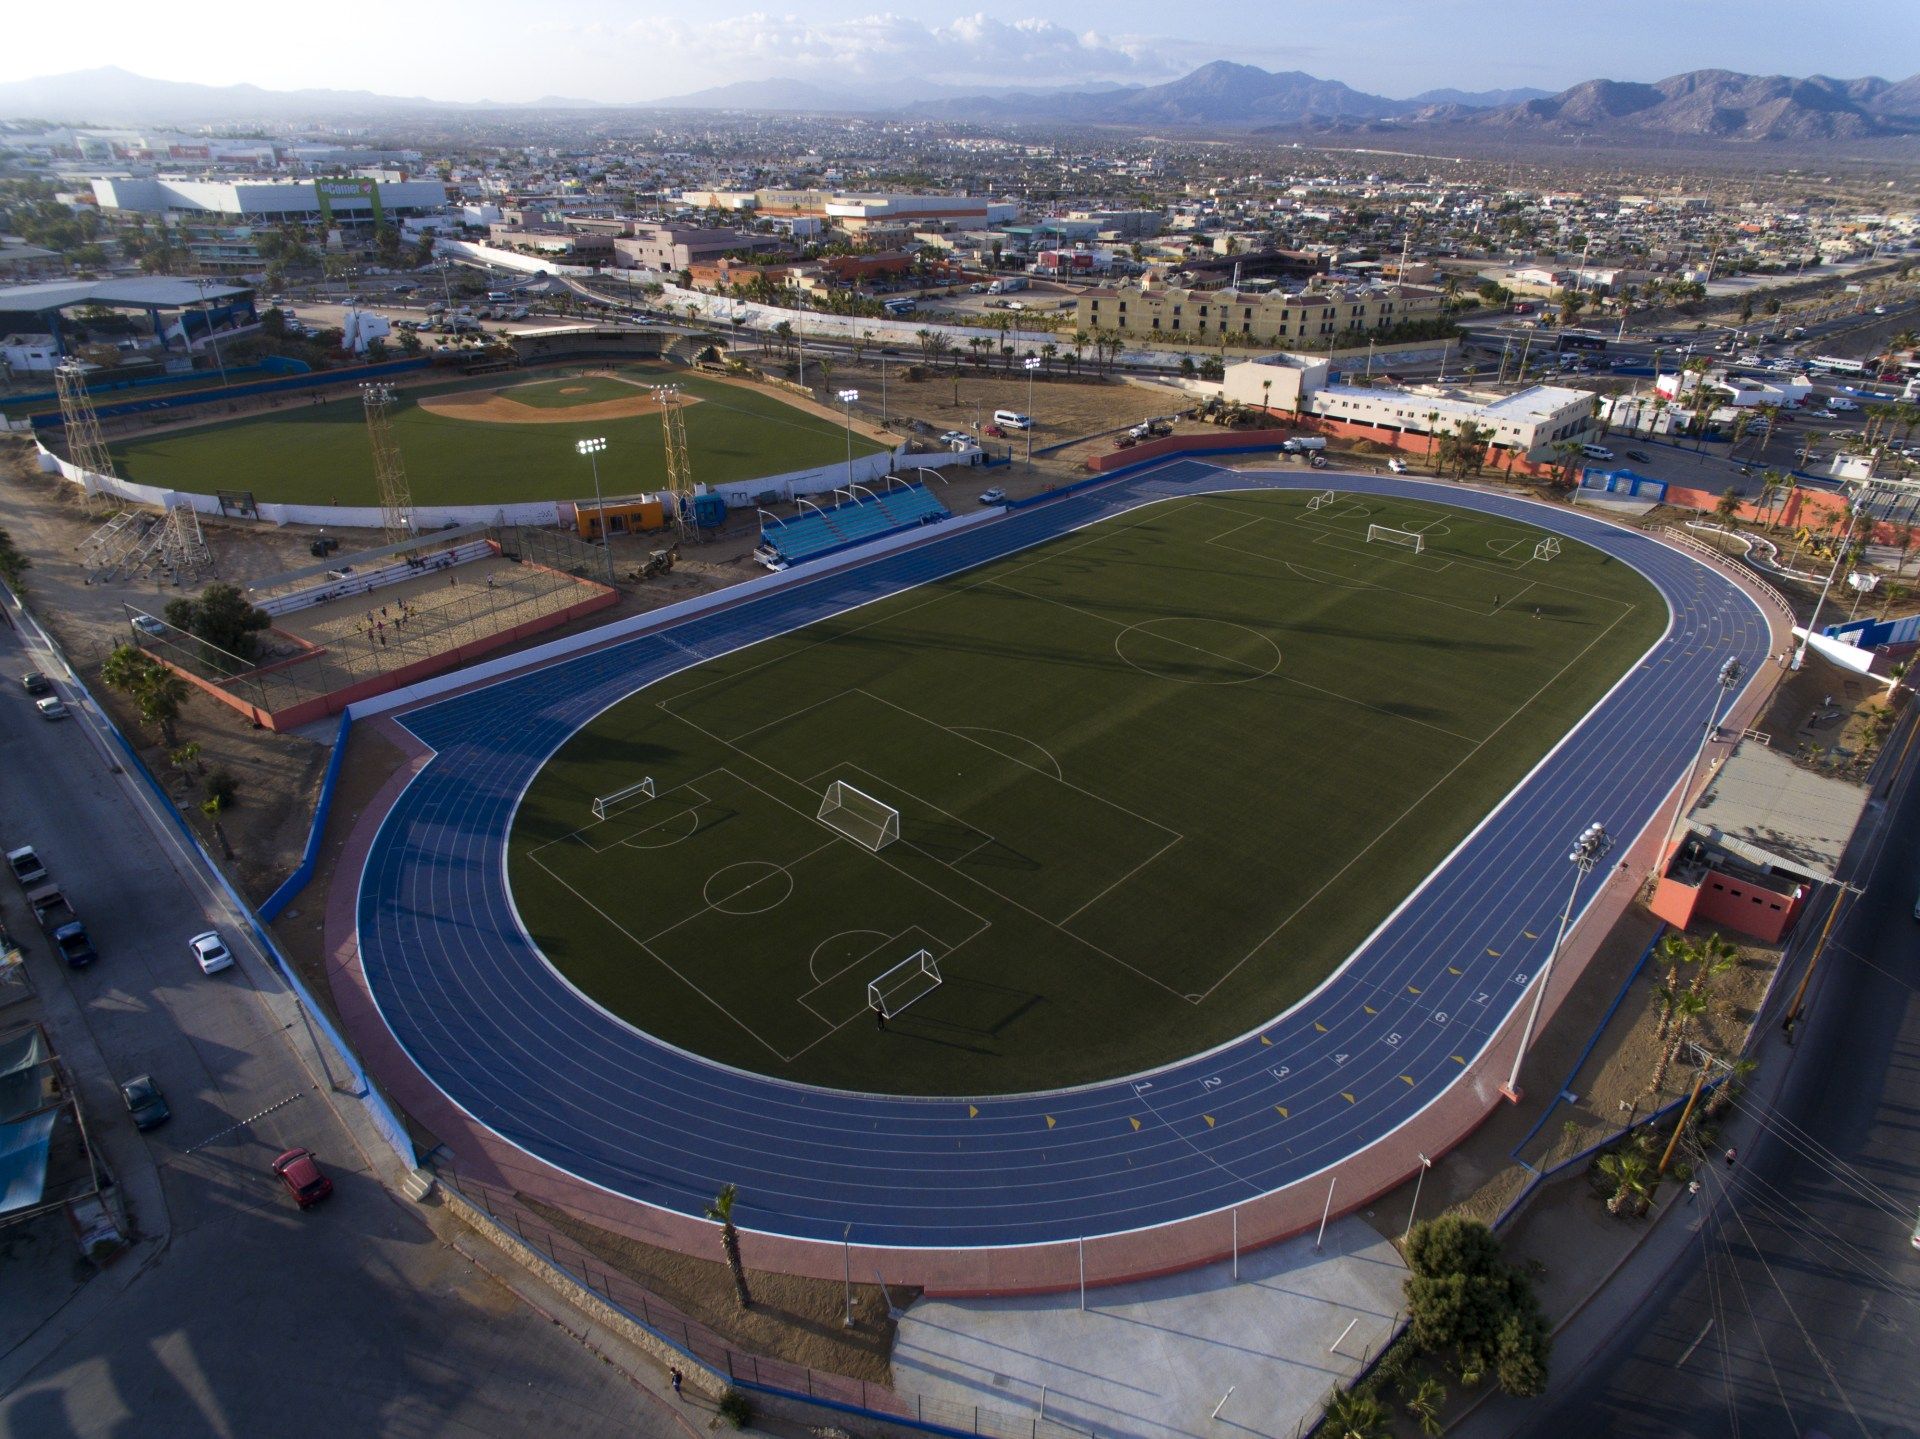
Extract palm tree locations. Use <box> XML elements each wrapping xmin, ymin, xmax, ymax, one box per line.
<box><xmin>1597</xmin><ymin>1150</ymin><xmax>1655</xmax><ymax>1217</ymax></box>
<box><xmin>706</xmin><ymin>1184</ymin><xmax>753</xmax><ymax>1309</ymax></box>
<box><xmin>1758</xmin><ymin>471</ymin><xmax>1786</xmax><ymax>529</ymax></box>
<box><xmin>1649</xmin><ymin>990</ymin><xmax>1708</xmax><ymax>1095</ymax></box>
<box><xmin>1069</xmin><ymin>327</ymin><xmax>1089</xmax><ymax>372</ymax></box>
<box><xmin>1713</xmin><ymin>485</ymin><xmax>1742</xmax><ymax>529</ymax></box>
<box><xmin>1653</xmin><ymin>983</ymin><xmax>1683</xmax><ymax>1043</ymax></box>
<box><xmin>1321</xmin><ymin>1386</ymin><xmax>1390</xmax><ymax>1439</ymax></box>
<box><xmin>1405</xmin><ymin>1376</ymin><xmax>1447</xmax><ymax>1437</ymax></box>
<box><xmin>200</xmin><ymin>794</ymin><xmax>233</xmax><ymax>859</ymax></box>
<box><xmin>1686</xmin><ymin>934</ymin><xmax>1739</xmax><ymax>1002</ymax></box>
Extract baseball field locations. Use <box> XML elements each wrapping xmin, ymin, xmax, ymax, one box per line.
<box><xmin>105</xmin><ymin>363</ymin><xmax>890</xmax><ymax>507</ymax></box>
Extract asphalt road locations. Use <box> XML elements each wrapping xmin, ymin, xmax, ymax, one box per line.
<box><xmin>1481</xmin><ymin>724</ymin><xmax>1920</xmax><ymax>1437</ymax></box>
<box><xmin>0</xmin><ymin>617</ymin><xmax>686</xmax><ymax>1438</ymax></box>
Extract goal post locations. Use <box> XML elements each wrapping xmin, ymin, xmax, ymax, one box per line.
<box><xmin>1533</xmin><ymin>536</ymin><xmax>1562</xmax><ymax>562</ymax></box>
<box><xmin>818</xmin><ymin>779</ymin><xmax>900</xmax><ymax>851</ymax></box>
<box><xmin>1366</xmin><ymin>524</ymin><xmax>1425</xmax><ymax>554</ymax></box>
<box><xmin>1305</xmin><ymin>489</ymin><xmax>1337</xmax><ymax>511</ymax></box>
<box><xmin>591</xmin><ymin>776</ymin><xmax>655</xmax><ymax>820</ymax></box>
<box><xmin>868</xmin><ymin>949</ymin><xmax>942</xmax><ymax>1018</ymax></box>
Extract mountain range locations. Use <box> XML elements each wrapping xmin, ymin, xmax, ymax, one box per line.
<box><xmin>0</xmin><ymin>63</ymin><xmax>1915</xmax><ymax>146</ymax></box>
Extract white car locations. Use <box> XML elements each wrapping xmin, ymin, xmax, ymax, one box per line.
<box><xmin>35</xmin><ymin>697</ymin><xmax>68</xmax><ymax>720</ymax></box>
<box><xmin>189</xmin><ymin>930</ymin><xmax>234</xmax><ymax>975</ymax></box>
<box><xmin>978</xmin><ymin>487</ymin><xmax>1007</xmax><ymax>505</ymax></box>
<box><xmin>1387</xmin><ymin>458</ymin><xmax>1410</xmax><ymax>474</ymax></box>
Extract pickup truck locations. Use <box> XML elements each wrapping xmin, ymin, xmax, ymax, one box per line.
<box><xmin>27</xmin><ymin>884</ymin><xmax>73</xmax><ymax>929</ymax></box>
<box><xmin>6</xmin><ymin>846</ymin><xmax>47</xmax><ymax>887</ymax></box>
<box><xmin>52</xmin><ymin>921</ymin><xmax>96</xmax><ymax>968</ymax></box>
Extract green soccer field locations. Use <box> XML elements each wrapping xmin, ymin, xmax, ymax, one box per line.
<box><xmin>506</xmin><ymin>490</ymin><xmax>1664</xmax><ymax>1095</ymax></box>
<box><xmin>104</xmin><ymin>364</ymin><xmax>889</xmax><ymax>507</ymax></box>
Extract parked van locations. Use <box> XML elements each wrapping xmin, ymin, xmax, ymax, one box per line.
<box><xmin>1581</xmin><ymin>444</ymin><xmax>1616</xmax><ymax>461</ymax></box>
<box><xmin>993</xmin><ymin>410</ymin><xmax>1032</xmax><ymax>430</ymax></box>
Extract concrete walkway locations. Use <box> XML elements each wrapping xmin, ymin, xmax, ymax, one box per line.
<box><xmin>894</xmin><ymin>1218</ymin><xmax>1406</xmax><ymax>1439</ymax></box>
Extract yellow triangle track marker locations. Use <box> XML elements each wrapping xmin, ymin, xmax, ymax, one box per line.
<box><xmin>1341</xmin><ymin>1092</ymin><xmax>1356</xmax><ymax>1104</ymax></box>
<box><xmin>1451</xmin><ymin>1054</ymin><xmax>1466</xmax><ymax>1065</ymax></box>
<box><xmin>967</xmin><ymin>1105</ymin><xmax>978</xmax><ymax>1118</ymax></box>
<box><xmin>1314</xmin><ymin>1022</ymin><xmax>1328</xmax><ymax>1033</ymax></box>
<box><xmin>1447</xmin><ymin>966</ymin><xmax>1462</xmax><ymax>976</ymax></box>
<box><xmin>1045</xmin><ymin>1115</ymin><xmax>1056</xmax><ymax>1129</ymax></box>
<box><xmin>1260</xmin><ymin>1034</ymin><xmax>1272</xmax><ymax>1046</ymax></box>
<box><xmin>1129</xmin><ymin>1116</ymin><xmax>1141</xmax><ymax>1132</ymax></box>
<box><xmin>1487</xmin><ymin>948</ymin><xmax>1501</xmax><ymax>957</ymax></box>
<box><xmin>1523</xmin><ymin>931</ymin><xmax>1540</xmax><ymax>940</ymax></box>
<box><xmin>1407</xmin><ymin>985</ymin><xmax>1421</xmax><ymax>995</ymax></box>
<box><xmin>1400</xmin><ymin>1074</ymin><xmax>1415</xmax><ymax>1085</ymax></box>
<box><xmin>1203</xmin><ymin>1114</ymin><xmax>1216</xmax><ymax>1128</ymax></box>
<box><xmin>1275</xmin><ymin>1106</ymin><xmax>1289</xmax><ymax>1118</ymax></box>
<box><xmin>1363</xmin><ymin>1004</ymin><xmax>1377</xmax><ymax>1015</ymax></box>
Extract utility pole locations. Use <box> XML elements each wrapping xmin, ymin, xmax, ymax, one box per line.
<box><xmin>1502</xmin><ymin>822</ymin><xmax>1612</xmax><ymax>1102</ymax></box>
<box><xmin>1794</xmin><ymin>493</ymin><xmax>1864</xmax><ymax>668</ymax></box>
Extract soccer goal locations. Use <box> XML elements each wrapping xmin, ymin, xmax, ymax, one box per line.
<box><xmin>1366</xmin><ymin>524</ymin><xmax>1425</xmax><ymax>554</ymax></box>
<box><xmin>1533</xmin><ymin>537</ymin><xmax>1562</xmax><ymax>562</ymax></box>
<box><xmin>869</xmin><ymin>949</ymin><xmax>942</xmax><ymax>1018</ymax></box>
<box><xmin>591</xmin><ymin>776</ymin><xmax>655</xmax><ymax>820</ymax></box>
<box><xmin>1305</xmin><ymin>490</ymin><xmax>1337</xmax><ymax>511</ymax></box>
<box><xmin>818</xmin><ymin>779</ymin><xmax>900</xmax><ymax>851</ymax></box>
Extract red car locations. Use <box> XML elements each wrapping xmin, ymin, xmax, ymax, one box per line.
<box><xmin>272</xmin><ymin>1148</ymin><xmax>334</xmax><ymax>1209</ymax></box>
<box><xmin>983</xmin><ymin>423</ymin><xmax>1007</xmax><ymax>438</ymax></box>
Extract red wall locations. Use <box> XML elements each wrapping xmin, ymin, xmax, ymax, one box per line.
<box><xmin>1087</xmin><ymin>411</ymin><xmax>1564</xmax><ymax>481</ymax></box>
<box><xmin>1651</xmin><ymin>869</ymin><xmax>1806</xmax><ymax>944</ymax></box>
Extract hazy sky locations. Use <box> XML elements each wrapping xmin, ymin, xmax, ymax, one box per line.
<box><xmin>5</xmin><ymin>1</ymin><xmax>1914</xmax><ymax>103</ymax></box>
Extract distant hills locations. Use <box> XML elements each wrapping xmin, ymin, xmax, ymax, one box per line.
<box><xmin>0</xmin><ymin>63</ymin><xmax>1915</xmax><ymax>146</ymax></box>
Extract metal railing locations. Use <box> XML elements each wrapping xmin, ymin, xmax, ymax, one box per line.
<box><xmin>439</xmin><ymin>1167</ymin><xmax>1093</xmax><ymax>1439</ymax></box>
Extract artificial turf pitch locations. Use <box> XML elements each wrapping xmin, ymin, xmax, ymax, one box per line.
<box><xmin>105</xmin><ymin>364</ymin><xmax>889</xmax><ymax>507</ymax></box>
<box><xmin>507</xmin><ymin>489</ymin><xmax>1663</xmax><ymax>1095</ymax></box>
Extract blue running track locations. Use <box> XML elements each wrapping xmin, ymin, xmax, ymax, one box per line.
<box><xmin>356</xmin><ymin>461</ymin><xmax>1776</xmax><ymax>1249</ymax></box>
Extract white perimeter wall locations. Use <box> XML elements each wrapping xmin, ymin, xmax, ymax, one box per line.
<box><xmin>38</xmin><ymin>438</ymin><xmax>963</xmax><ymax>531</ymax></box>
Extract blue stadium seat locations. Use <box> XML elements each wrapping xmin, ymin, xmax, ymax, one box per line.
<box><xmin>760</xmin><ymin>485</ymin><xmax>952</xmax><ymax>566</ymax></box>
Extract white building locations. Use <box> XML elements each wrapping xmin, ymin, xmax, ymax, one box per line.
<box><xmin>1221</xmin><ymin>354</ymin><xmax>1595</xmax><ymax>463</ymax></box>
<box><xmin>91</xmin><ymin>176</ymin><xmax>449</xmax><ymax>227</ymax></box>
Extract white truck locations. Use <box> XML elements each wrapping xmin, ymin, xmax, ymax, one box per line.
<box><xmin>1281</xmin><ymin>436</ymin><xmax>1328</xmax><ymax>454</ymax></box>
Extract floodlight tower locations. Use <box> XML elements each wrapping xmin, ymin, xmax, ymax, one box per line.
<box><xmin>652</xmin><ymin>385</ymin><xmax>697</xmax><ymax>541</ymax></box>
<box><xmin>1501</xmin><ymin>821</ymin><xmax>1612</xmax><ymax>1103</ymax></box>
<box><xmin>54</xmin><ymin>360</ymin><xmax>116</xmax><ymax>506</ymax></box>
<box><xmin>361</xmin><ymin>383</ymin><xmax>415</xmax><ymax>544</ymax></box>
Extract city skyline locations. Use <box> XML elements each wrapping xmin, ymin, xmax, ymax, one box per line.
<box><xmin>2</xmin><ymin>1</ymin><xmax>1915</xmax><ymax>109</ymax></box>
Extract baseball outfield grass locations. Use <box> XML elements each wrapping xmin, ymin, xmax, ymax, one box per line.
<box><xmin>105</xmin><ymin>363</ymin><xmax>889</xmax><ymax>507</ymax></box>
<box><xmin>507</xmin><ymin>489</ymin><xmax>1664</xmax><ymax>1095</ymax></box>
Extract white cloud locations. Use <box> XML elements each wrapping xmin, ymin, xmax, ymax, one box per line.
<box><xmin>620</xmin><ymin>11</ymin><xmax>1206</xmax><ymax>92</ymax></box>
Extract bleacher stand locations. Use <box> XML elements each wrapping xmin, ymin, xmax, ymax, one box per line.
<box><xmin>757</xmin><ymin>484</ymin><xmax>950</xmax><ymax>569</ymax></box>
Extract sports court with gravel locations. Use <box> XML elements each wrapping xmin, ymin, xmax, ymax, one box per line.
<box><xmin>508</xmin><ymin>488</ymin><xmax>1663</xmax><ymax>1096</ymax></box>
<box><xmin>103</xmin><ymin>363</ymin><xmax>890</xmax><ymax>508</ymax></box>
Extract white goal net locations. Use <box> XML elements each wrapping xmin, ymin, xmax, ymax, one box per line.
<box><xmin>1366</xmin><ymin>524</ymin><xmax>1425</xmax><ymax>554</ymax></box>
<box><xmin>817</xmin><ymin>780</ymin><xmax>900</xmax><ymax>851</ymax></box>
<box><xmin>1533</xmin><ymin>537</ymin><xmax>1561</xmax><ymax>562</ymax></box>
<box><xmin>591</xmin><ymin>776</ymin><xmax>655</xmax><ymax>820</ymax></box>
<box><xmin>869</xmin><ymin>949</ymin><xmax>942</xmax><ymax>1018</ymax></box>
<box><xmin>1305</xmin><ymin>490</ymin><xmax>1337</xmax><ymax>511</ymax></box>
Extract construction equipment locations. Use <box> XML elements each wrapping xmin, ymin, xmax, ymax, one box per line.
<box><xmin>362</xmin><ymin>383</ymin><xmax>416</xmax><ymax>545</ymax></box>
<box><xmin>631</xmin><ymin>545</ymin><xmax>679</xmax><ymax>582</ymax></box>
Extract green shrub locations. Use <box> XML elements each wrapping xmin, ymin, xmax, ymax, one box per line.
<box><xmin>717</xmin><ymin>1389</ymin><xmax>753</xmax><ymax>1428</ymax></box>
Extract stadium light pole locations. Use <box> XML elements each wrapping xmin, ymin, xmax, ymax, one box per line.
<box><xmin>1658</xmin><ymin>656</ymin><xmax>1745</xmax><ymax>870</ymax></box>
<box><xmin>1793</xmin><ymin>492</ymin><xmax>1864</xmax><ymax>669</ymax></box>
<box><xmin>842</xmin><ymin>1223</ymin><xmax>855</xmax><ymax>1328</ymax></box>
<box><xmin>837</xmin><ymin>388</ymin><xmax>860</xmax><ymax>490</ymax></box>
<box><xmin>192</xmin><ymin>276</ymin><xmax>228</xmax><ymax>387</ymax></box>
<box><xmin>574</xmin><ymin>437</ymin><xmax>613</xmax><ymax>583</ymax></box>
<box><xmin>1023</xmin><ymin>355</ymin><xmax>1041</xmax><ymax>466</ymax></box>
<box><xmin>1501</xmin><ymin>822</ymin><xmax>1611</xmax><ymax>1103</ymax></box>
<box><xmin>1404</xmin><ymin>1153</ymin><xmax>1432</xmax><ymax>1240</ymax></box>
